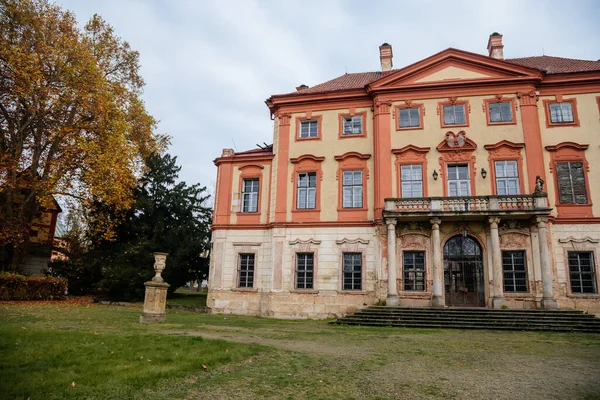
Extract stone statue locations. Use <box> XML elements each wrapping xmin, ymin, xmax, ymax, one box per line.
<box><xmin>534</xmin><ymin>175</ymin><xmax>545</xmax><ymax>194</ymax></box>
<box><xmin>140</xmin><ymin>252</ymin><xmax>170</xmax><ymax>323</ymax></box>
<box><xmin>152</xmin><ymin>252</ymin><xmax>168</xmax><ymax>282</ymax></box>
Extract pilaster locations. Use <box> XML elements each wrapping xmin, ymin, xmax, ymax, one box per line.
<box><xmin>386</xmin><ymin>218</ymin><xmax>398</xmax><ymax>306</ymax></box>
<box><xmin>430</xmin><ymin>218</ymin><xmax>444</xmax><ymax>307</ymax></box>
<box><xmin>374</xmin><ymin>100</ymin><xmax>393</xmax><ymax>218</ymax></box>
<box><xmin>517</xmin><ymin>91</ymin><xmax>546</xmax><ymax>192</ymax></box>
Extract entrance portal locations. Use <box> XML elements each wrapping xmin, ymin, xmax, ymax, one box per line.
<box><xmin>443</xmin><ymin>235</ymin><xmax>485</xmax><ymax>307</ymax></box>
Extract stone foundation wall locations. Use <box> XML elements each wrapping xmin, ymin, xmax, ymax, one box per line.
<box><xmin>550</xmin><ymin>223</ymin><xmax>600</xmax><ymax>313</ymax></box>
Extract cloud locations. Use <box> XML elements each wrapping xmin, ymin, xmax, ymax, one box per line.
<box><xmin>56</xmin><ymin>0</ymin><xmax>600</xmax><ymax>194</ymax></box>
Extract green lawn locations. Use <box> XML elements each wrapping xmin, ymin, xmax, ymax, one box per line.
<box><xmin>1</xmin><ymin>301</ymin><xmax>600</xmax><ymax>399</ymax></box>
<box><xmin>166</xmin><ymin>288</ymin><xmax>207</xmax><ymax>307</ymax></box>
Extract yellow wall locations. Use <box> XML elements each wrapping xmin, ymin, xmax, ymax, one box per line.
<box><xmin>286</xmin><ymin>107</ymin><xmax>374</xmax><ymax>221</ymax></box>
<box><xmin>389</xmin><ymin>94</ymin><xmax>528</xmax><ymax>198</ymax></box>
<box><xmin>414</xmin><ymin>66</ymin><xmax>491</xmax><ymax>82</ymax></box>
<box><xmin>538</xmin><ymin>93</ymin><xmax>600</xmax><ymax>216</ymax></box>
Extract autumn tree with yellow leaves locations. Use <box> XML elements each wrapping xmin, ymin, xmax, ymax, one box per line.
<box><xmin>0</xmin><ymin>0</ymin><xmax>167</xmax><ymax>270</ymax></box>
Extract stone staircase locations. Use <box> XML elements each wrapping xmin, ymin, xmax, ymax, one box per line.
<box><xmin>332</xmin><ymin>306</ymin><xmax>600</xmax><ymax>333</ymax></box>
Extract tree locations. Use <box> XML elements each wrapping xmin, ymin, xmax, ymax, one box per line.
<box><xmin>0</xmin><ymin>0</ymin><xmax>167</xmax><ymax>270</ymax></box>
<box><xmin>62</xmin><ymin>153</ymin><xmax>212</xmax><ymax>300</ymax></box>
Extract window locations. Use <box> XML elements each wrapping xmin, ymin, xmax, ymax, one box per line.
<box><xmin>443</xmin><ymin>104</ymin><xmax>466</xmax><ymax>125</ymax></box>
<box><xmin>297</xmin><ymin>172</ymin><xmax>317</xmax><ymax>209</ymax></box>
<box><xmin>502</xmin><ymin>251</ymin><xmax>528</xmax><ymax>292</ymax></box>
<box><xmin>398</xmin><ymin>108</ymin><xmax>421</xmax><ymax>128</ymax></box>
<box><xmin>568</xmin><ymin>252</ymin><xmax>596</xmax><ymax>294</ymax></box>
<box><xmin>556</xmin><ymin>161</ymin><xmax>588</xmax><ymax>204</ymax></box>
<box><xmin>342</xmin><ymin>116</ymin><xmax>362</xmax><ymax>135</ymax></box>
<box><xmin>447</xmin><ymin>164</ymin><xmax>470</xmax><ymax>196</ymax></box>
<box><xmin>403</xmin><ymin>251</ymin><xmax>425</xmax><ymax>291</ymax></box>
<box><xmin>241</xmin><ymin>179</ymin><xmax>259</xmax><ymax>212</ymax></box>
<box><xmin>299</xmin><ymin>120</ymin><xmax>318</xmax><ymax>138</ymax></box>
<box><xmin>343</xmin><ymin>253</ymin><xmax>362</xmax><ymax>290</ymax></box>
<box><xmin>400</xmin><ymin>164</ymin><xmax>423</xmax><ymax>198</ymax></box>
<box><xmin>342</xmin><ymin>170</ymin><xmax>363</xmax><ymax>208</ymax></box>
<box><xmin>238</xmin><ymin>254</ymin><xmax>255</xmax><ymax>288</ymax></box>
<box><xmin>489</xmin><ymin>102</ymin><xmax>513</xmax><ymax>123</ymax></box>
<box><xmin>296</xmin><ymin>253</ymin><xmax>314</xmax><ymax>289</ymax></box>
<box><xmin>495</xmin><ymin>160</ymin><xmax>519</xmax><ymax>195</ymax></box>
<box><xmin>549</xmin><ymin>102</ymin><xmax>574</xmax><ymax>124</ymax></box>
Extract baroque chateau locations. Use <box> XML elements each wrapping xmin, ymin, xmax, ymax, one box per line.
<box><xmin>208</xmin><ymin>33</ymin><xmax>600</xmax><ymax>318</ymax></box>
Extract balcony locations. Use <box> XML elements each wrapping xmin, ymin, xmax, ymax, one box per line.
<box><xmin>383</xmin><ymin>194</ymin><xmax>551</xmax><ymax>220</ymax></box>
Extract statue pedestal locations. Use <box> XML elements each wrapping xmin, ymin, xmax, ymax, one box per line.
<box><xmin>140</xmin><ymin>281</ymin><xmax>170</xmax><ymax>323</ymax></box>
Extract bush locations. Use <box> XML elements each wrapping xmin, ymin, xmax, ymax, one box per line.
<box><xmin>46</xmin><ymin>258</ymin><xmax>102</xmax><ymax>295</ymax></box>
<box><xmin>0</xmin><ymin>273</ymin><xmax>68</xmax><ymax>301</ymax></box>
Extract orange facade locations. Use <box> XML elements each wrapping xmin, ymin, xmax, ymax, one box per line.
<box><xmin>209</xmin><ymin>34</ymin><xmax>600</xmax><ymax>318</ymax></box>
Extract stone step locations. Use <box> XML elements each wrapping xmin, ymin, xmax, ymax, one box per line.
<box><xmin>366</xmin><ymin>306</ymin><xmax>586</xmax><ymax>314</ymax></box>
<box><xmin>334</xmin><ymin>320</ymin><xmax>600</xmax><ymax>333</ymax></box>
<box><xmin>337</xmin><ymin>316</ymin><xmax>600</xmax><ymax>328</ymax></box>
<box><xmin>333</xmin><ymin>306</ymin><xmax>600</xmax><ymax>333</ymax></box>
<box><xmin>351</xmin><ymin>311</ymin><xmax>600</xmax><ymax>322</ymax></box>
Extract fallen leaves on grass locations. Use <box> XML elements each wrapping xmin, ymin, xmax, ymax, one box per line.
<box><xmin>0</xmin><ymin>297</ymin><xmax>94</xmax><ymax>307</ymax></box>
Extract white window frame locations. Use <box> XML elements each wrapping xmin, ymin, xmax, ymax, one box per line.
<box><xmin>489</xmin><ymin>102</ymin><xmax>513</xmax><ymax>123</ymax></box>
<box><xmin>400</xmin><ymin>164</ymin><xmax>423</xmax><ymax>198</ymax></box>
<box><xmin>342</xmin><ymin>116</ymin><xmax>362</xmax><ymax>135</ymax></box>
<box><xmin>241</xmin><ymin>178</ymin><xmax>259</xmax><ymax>212</ymax></box>
<box><xmin>398</xmin><ymin>108</ymin><xmax>421</xmax><ymax>128</ymax></box>
<box><xmin>342</xmin><ymin>170</ymin><xmax>363</xmax><ymax>208</ymax></box>
<box><xmin>443</xmin><ymin>104</ymin><xmax>466</xmax><ymax>125</ymax></box>
<box><xmin>447</xmin><ymin>164</ymin><xmax>470</xmax><ymax>196</ymax></box>
<box><xmin>342</xmin><ymin>252</ymin><xmax>362</xmax><ymax>291</ymax></box>
<box><xmin>549</xmin><ymin>102</ymin><xmax>574</xmax><ymax>124</ymax></box>
<box><xmin>297</xmin><ymin>172</ymin><xmax>317</xmax><ymax>209</ymax></box>
<box><xmin>238</xmin><ymin>253</ymin><xmax>255</xmax><ymax>288</ymax></box>
<box><xmin>494</xmin><ymin>160</ymin><xmax>520</xmax><ymax>195</ymax></box>
<box><xmin>295</xmin><ymin>253</ymin><xmax>314</xmax><ymax>289</ymax></box>
<box><xmin>299</xmin><ymin>120</ymin><xmax>318</xmax><ymax>138</ymax></box>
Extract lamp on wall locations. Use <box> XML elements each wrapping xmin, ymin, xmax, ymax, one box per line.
<box><xmin>481</xmin><ymin>168</ymin><xmax>487</xmax><ymax>179</ymax></box>
<box><xmin>432</xmin><ymin>170</ymin><xmax>438</xmax><ymax>180</ymax></box>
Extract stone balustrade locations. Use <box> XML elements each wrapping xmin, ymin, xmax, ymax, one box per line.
<box><xmin>384</xmin><ymin>194</ymin><xmax>549</xmax><ymax>219</ymax></box>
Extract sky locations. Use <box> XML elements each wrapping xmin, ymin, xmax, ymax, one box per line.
<box><xmin>55</xmin><ymin>0</ymin><xmax>600</xmax><ymax>200</ymax></box>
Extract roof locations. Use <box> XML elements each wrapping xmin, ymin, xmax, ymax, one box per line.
<box><xmin>278</xmin><ymin>54</ymin><xmax>600</xmax><ymax>97</ymax></box>
<box><xmin>232</xmin><ymin>145</ymin><xmax>273</xmax><ymax>157</ymax></box>
<box><xmin>505</xmin><ymin>55</ymin><xmax>600</xmax><ymax>74</ymax></box>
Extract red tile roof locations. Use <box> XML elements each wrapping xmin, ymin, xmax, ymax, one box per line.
<box><xmin>279</xmin><ymin>55</ymin><xmax>600</xmax><ymax>97</ymax></box>
<box><xmin>506</xmin><ymin>55</ymin><xmax>600</xmax><ymax>74</ymax></box>
<box><xmin>233</xmin><ymin>145</ymin><xmax>273</xmax><ymax>157</ymax></box>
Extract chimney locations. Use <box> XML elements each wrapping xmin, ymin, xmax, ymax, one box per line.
<box><xmin>379</xmin><ymin>43</ymin><xmax>393</xmax><ymax>72</ymax></box>
<box><xmin>296</xmin><ymin>84</ymin><xmax>309</xmax><ymax>91</ymax></box>
<box><xmin>487</xmin><ymin>32</ymin><xmax>504</xmax><ymax>59</ymax></box>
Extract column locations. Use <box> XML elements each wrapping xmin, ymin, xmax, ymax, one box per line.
<box><xmin>537</xmin><ymin>216</ymin><xmax>558</xmax><ymax>310</ymax></box>
<box><xmin>430</xmin><ymin>218</ymin><xmax>444</xmax><ymax>307</ymax></box>
<box><xmin>373</xmin><ymin>100</ymin><xmax>393</xmax><ymax>218</ymax></box>
<box><xmin>517</xmin><ymin>91</ymin><xmax>546</xmax><ymax>192</ymax></box>
<box><xmin>489</xmin><ymin>217</ymin><xmax>505</xmax><ymax>309</ymax></box>
<box><xmin>386</xmin><ymin>218</ymin><xmax>398</xmax><ymax>306</ymax></box>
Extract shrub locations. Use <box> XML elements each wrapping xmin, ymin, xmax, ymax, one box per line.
<box><xmin>0</xmin><ymin>273</ymin><xmax>68</xmax><ymax>301</ymax></box>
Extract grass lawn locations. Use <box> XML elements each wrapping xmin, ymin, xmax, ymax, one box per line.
<box><xmin>166</xmin><ymin>288</ymin><xmax>207</xmax><ymax>307</ymax></box>
<box><xmin>1</xmin><ymin>301</ymin><xmax>600</xmax><ymax>399</ymax></box>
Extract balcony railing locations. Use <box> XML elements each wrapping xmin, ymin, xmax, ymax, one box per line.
<box><xmin>384</xmin><ymin>194</ymin><xmax>549</xmax><ymax>216</ymax></box>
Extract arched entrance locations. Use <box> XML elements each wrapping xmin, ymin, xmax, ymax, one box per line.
<box><xmin>443</xmin><ymin>235</ymin><xmax>485</xmax><ymax>307</ymax></box>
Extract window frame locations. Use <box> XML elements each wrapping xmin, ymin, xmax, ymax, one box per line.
<box><xmin>241</xmin><ymin>178</ymin><xmax>259</xmax><ymax>213</ymax></box>
<box><xmin>403</xmin><ymin>251</ymin><xmax>426</xmax><ymax>292</ymax></box>
<box><xmin>545</xmin><ymin>142</ymin><xmax>592</xmax><ymax>219</ymax></box>
<box><xmin>502</xmin><ymin>250</ymin><xmax>528</xmax><ymax>293</ymax></box>
<box><xmin>338</xmin><ymin>111</ymin><xmax>368</xmax><ymax>139</ymax></box>
<box><xmin>395</xmin><ymin>103</ymin><xmax>424</xmax><ymax>131</ymax></box>
<box><xmin>393</xmin><ymin>145</ymin><xmax>430</xmax><ymax>198</ymax></box>
<box><xmin>446</xmin><ymin>164</ymin><xmax>471</xmax><ymax>197</ymax></box>
<box><xmin>543</xmin><ymin>98</ymin><xmax>580</xmax><ymax>128</ymax></box>
<box><xmin>567</xmin><ymin>251</ymin><xmax>597</xmax><ymax>295</ymax></box>
<box><xmin>555</xmin><ymin>161</ymin><xmax>589</xmax><ymax>205</ymax></box>
<box><xmin>296</xmin><ymin>171</ymin><xmax>317</xmax><ymax>210</ymax></box>
<box><xmin>399</xmin><ymin>164</ymin><xmax>423</xmax><ymax>198</ymax></box>
<box><xmin>295</xmin><ymin>252</ymin><xmax>315</xmax><ymax>290</ymax></box>
<box><xmin>341</xmin><ymin>170</ymin><xmax>363</xmax><ymax>208</ymax></box>
<box><xmin>295</xmin><ymin>115</ymin><xmax>323</xmax><ymax>141</ymax></box>
<box><xmin>438</xmin><ymin>100</ymin><xmax>470</xmax><ymax>128</ymax></box>
<box><xmin>483</xmin><ymin>96</ymin><xmax>517</xmax><ymax>126</ymax></box>
<box><xmin>237</xmin><ymin>253</ymin><xmax>256</xmax><ymax>289</ymax></box>
<box><xmin>494</xmin><ymin>160</ymin><xmax>520</xmax><ymax>196</ymax></box>
<box><xmin>342</xmin><ymin>252</ymin><xmax>363</xmax><ymax>291</ymax></box>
